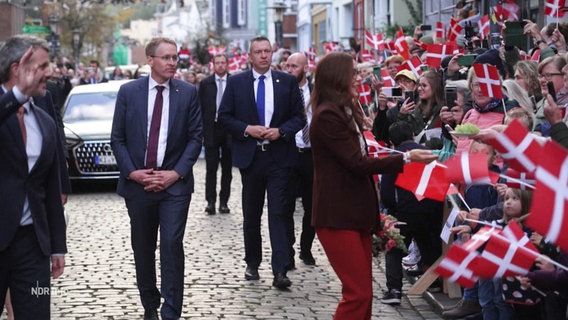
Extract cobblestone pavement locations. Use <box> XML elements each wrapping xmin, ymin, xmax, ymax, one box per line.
<box><xmin>2</xmin><ymin>159</ymin><xmax>441</xmax><ymax>320</ymax></box>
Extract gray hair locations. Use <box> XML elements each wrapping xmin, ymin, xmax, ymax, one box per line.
<box><xmin>0</xmin><ymin>35</ymin><xmax>50</xmax><ymax>84</ymax></box>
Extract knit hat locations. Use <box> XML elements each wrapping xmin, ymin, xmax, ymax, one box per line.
<box><xmin>473</xmin><ymin>48</ymin><xmax>507</xmax><ymax>78</ymax></box>
<box><xmin>539</xmin><ymin>47</ymin><xmax>556</xmax><ymax>62</ymax></box>
<box><xmin>394</xmin><ymin>69</ymin><xmax>417</xmax><ymax>82</ymax></box>
<box><xmin>419</xmin><ymin>35</ymin><xmax>434</xmax><ymax>45</ymax></box>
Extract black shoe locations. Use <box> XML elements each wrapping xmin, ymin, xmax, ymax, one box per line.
<box><xmin>299</xmin><ymin>251</ymin><xmax>316</xmax><ymax>265</ymax></box>
<box><xmin>244</xmin><ymin>266</ymin><xmax>259</xmax><ymax>280</ymax></box>
<box><xmin>272</xmin><ymin>273</ymin><xmax>292</xmax><ymax>289</ymax></box>
<box><xmin>219</xmin><ymin>203</ymin><xmax>230</xmax><ymax>214</ymax></box>
<box><xmin>205</xmin><ymin>202</ymin><xmax>215</xmax><ymax>215</ymax></box>
<box><xmin>144</xmin><ymin>309</ymin><xmax>159</xmax><ymax>320</ymax></box>
<box><xmin>380</xmin><ymin>289</ymin><xmax>402</xmax><ymax>305</ymax></box>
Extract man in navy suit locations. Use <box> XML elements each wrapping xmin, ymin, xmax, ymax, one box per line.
<box><xmin>0</xmin><ymin>35</ymin><xmax>67</xmax><ymax>320</ymax></box>
<box><xmin>198</xmin><ymin>53</ymin><xmax>232</xmax><ymax>215</ymax></box>
<box><xmin>111</xmin><ymin>37</ymin><xmax>202</xmax><ymax>320</ymax></box>
<box><xmin>218</xmin><ymin>36</ymin><xmax>305</xmax><ymax>289</ymax></box>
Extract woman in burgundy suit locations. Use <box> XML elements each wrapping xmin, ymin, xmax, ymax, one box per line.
<box><xmin>309</xmin><ymin>52</ymin><xmax>437</xmax><ymax>319</ymax></box>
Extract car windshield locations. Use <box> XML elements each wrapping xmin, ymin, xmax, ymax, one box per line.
<box><xmin>63</xmin><ymin>92</ymin><xmax>117</xmax><ymax>121</ymax></box>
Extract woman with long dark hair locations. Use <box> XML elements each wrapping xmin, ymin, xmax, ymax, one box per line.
<box><xmin>309</xmin><ymin>52</ymin><xmax>437</xmax><ymax>319</ymax></box>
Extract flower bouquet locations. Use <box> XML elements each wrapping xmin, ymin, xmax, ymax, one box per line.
<box><xmin>372</xmin><ymin>213</ymin><xmax>407</xmax><ymax>256</ymax></box>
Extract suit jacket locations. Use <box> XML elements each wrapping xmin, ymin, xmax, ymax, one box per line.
<box><xmin>0</xmin><ymin>89</ymin><xmax>67</xmax><ymax>256</ymax></box>
<box><xmin>111</xmin><ymin>77</ymin><xmax>203</xmax><ymax>199</ymax></box>
<box><xmin>198</xmin><ymin>73</ymin><xmax>231</xmax><ymax>147</ymax></box>
<box><xmin>217</xmin><ymin>70</ymin><xmax>306</xmax><ymax>169</ymax></box>
<box><xmin>310</xmin><ymin>102</ymin><xmax>404</xmax><ymax>230</ymax></box>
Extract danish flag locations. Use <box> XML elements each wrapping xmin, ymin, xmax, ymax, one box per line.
<box><xmin>306</xmin><ymin>47</ymin><xmax>317</xmax><ymax>61</ymax></box>
<box><xmin>357</xmin><ymin>83</ymin><xmax>372</xmax><ymax>105</ymax></box>
<box><xmin>531</xmin><ymin>49</ymin><xmax>540</xmax><ymax>61</ymax></box>
<box><xmin>493</xmin><ymin>1</ymin><xmax>520</xmax><ymax>22</ymax></box>
<box><xmin>527</xmin><ymin>140</ymin><xmax>568</xmax><ymax>253</ymax></box>
<box><xmin>364</xmin><ymin>131</ymin><xmax>390</xmax><ymax>159</ymax></box>
<box><xmin>360</xmin><ymin>49</ymin><xmax>376</xmax><ymax>63</ymax></box>
<box><xmin>487</xmin><ymin>119</ymin><xmax>543</xmax><ymax>173</ymax></box>
<box><xmin>381</xmin><ymin>68</ymin><xmax>396</xmax><ymax>87</ymax></box>
<box><xmin>444</xmin><ymin>152</ymin><xmax>499</xmax><ymax>185</ymax></box>
<box><xmin>478</xmin><ymin>15</ymin><xmax>490</xmax><ymax>39</ymax></box>
<box><xmin>435</xmin><ymin>244</ymin><xmax>480</xmax><ymax>288</ymax></box>
<box><xmin>207</xmin><ymin>45</ymin><xmax>226</xmax><ymax>56</ymax></box>
<box><xmin>448</xmin><ymin>19</ymin><xmax>463</xmax><ymax>41</ymax></box>
<box><xmin>545</xmin><ymin>0</ymin><xmax>566</xmax><ymax>17</ymax></box>
<box><xmin>426</xmin><ymin>44</ymin><xmax>457</xmax><ymax>69</ymax></box>
<box><xmin>228</xmin><ymin>56</ymin><xmax>241</xmax><ymax>72</ymax></box>
<box><xmin>473</xmin><ymin>63</ymin><xmax>503</xmax><ymax>99</ymax></box>
<box><xmin>395</xmin><ymin>161</ymin><xmax>450</xmax><ymax>201</ymax></box>
<box><xmin>365</xmin><ymin>30</ymin><xmax>385</xmax><ymax>51</ymax></box>
<box><xmin>462</xmin><ymin>226</ymin><xmax>502</xmax><ymax>251</ymax></box>
<box><xmin>435</xmin><ymin>22</ymin><xmax>445</xmax><ymax>41</ymax></box>
<box><xmin>398</xmin><ymin>56</ymin><xmax>423</xmax><ymax>79</ymax></box>
<box><xmin>324</xmin><ymin>41</ymin><xmax>339</xmax><ymax>53</ymax></box>
<box><xmin>504</xmin><ymin>168</ymin><xmax>536</xmax><ymax>190</ymax></box>
<box><xmin>395</xmin><ymin>28</ymin><xmax>410</xmax><ymax>59</ymax></box>
<box><xmin>475</xmin><ymin>229</ymin><xmax>538</xmax><ymax>279</ymax></box>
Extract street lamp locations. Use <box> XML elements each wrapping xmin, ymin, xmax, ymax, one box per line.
<box><xmin>48</xmin><ymin>14</ymin><xmax>60</xmax><ymax>58</ymax></box>
<box><xmin>271</xmin><ymin>1</ymin><xmax>287</xmax><ymax>46</ymax></box>
<box><xmin>72</xmin><ymin>29</ymin><xmax>81</xmax><ymax>68</ymax></box>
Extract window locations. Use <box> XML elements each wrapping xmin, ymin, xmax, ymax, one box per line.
<box><xmin>223</xmin><ymin>0</ymin><xmax>230</xmax><ymax>28</ymax></box>
<box><xmin>237</xmin><ymin>0</ymin><xmax>246</xmax><ymax>26</ymax></box>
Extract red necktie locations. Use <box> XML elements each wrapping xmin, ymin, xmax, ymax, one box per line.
<box><xmin>145</xmin><ymin>86</ymin><xmax>165</xmax><ymax>169</ymax></box>
<box><xmin>17</xmin><ymin>106</ymin><xmax>26</xmax><ymax>145</ymax></box>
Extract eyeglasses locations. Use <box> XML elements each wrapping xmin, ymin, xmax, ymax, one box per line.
<box><xmin>539</xmin><ymin>72</ymin><xmax>563</xmax><ymax>80</ymax></box>
<box><xmin>151</xmin><ymin>55</ymin><xmax>179</xmax><ymax>62</ymax></box>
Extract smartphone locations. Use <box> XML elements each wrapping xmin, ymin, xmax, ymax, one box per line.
<box><xmin>381</xmin><ymin>87</ymin><xmax>402</xmax><ymax>97</ymax></box>
<box><xmin>457</xmin><ymin>54</ymin><xmax>477</xmax><ymax>67</ymax></box>
<box><xmin>373</xmin><ymin>66</ymin><xmax>382</xmax><ymax>80</ymax></box>
<box><xmin>420</xmin><ymin>65</ymin><xmax>429</xmax><ymax>72</ymax></box>
<box><xmin>445</xmin><ymin>86</ymin><xmax>458</xmax><ymax>108</ymax></box>
<box><xmin>420</xmin><ymin>25</ymin><xmax>432</xmax><ymax>31</ymax></box>
<box><xmin>547</xmin><ymin>81</ymin><xmax>557</xmax><ymax>103</ymax></box>
<box><xmin>404</xmin><ymin>90</ymin><xmax>415</xmax><ymax>103</ymax></box>
<box><xmin>504</xmin><ymin>21</ymin><xmax>530</xmax><ymax>52</ymax></box>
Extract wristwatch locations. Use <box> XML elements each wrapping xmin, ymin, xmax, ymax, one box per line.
<box><xmin>278</xmin><ymin>128</ymin><xmax>286</xmax><ymax>138</ymax></box>
<box><xmin>535</xmin><ymin>39</ymin><xmax>546</xmax><ymax>46</ymax></box>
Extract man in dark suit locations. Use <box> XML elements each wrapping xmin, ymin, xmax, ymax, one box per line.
<box><xmin>111</xmin><ymin>37</ymin><xmax>202</xmax><ymax>320</ymax></box>
<box><xmin>218</xmin><ymin>36</ymin><xmax>305</xmax><ymax>289</ymax></box>
<box><xmin>0</xmin><ymin>35</ymin><xmax>67</xmax><ymax>320</ymax></box>
<box><xmin>198</xmin><ymin>53</ymin><xmax>232</xmax><ymax>215</ymax></box>
<box><xmin>285</xmin><ymin>52</ymin><xmax>316</xmax><ymax>266</ymax></box>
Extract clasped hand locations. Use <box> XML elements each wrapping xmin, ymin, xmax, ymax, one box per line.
<box><xmin>129</xmin><ymin>168</ymin><xmax>180</xmax><ymax>192</ymax></box>
<box><xmin>246</xmin><ymin>125</ymin><xmax>281</xmax><ymax>141</ymax></box>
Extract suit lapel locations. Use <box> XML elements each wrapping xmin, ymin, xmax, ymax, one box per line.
<box><xmin>138</xmin><ymin>77</ymin><xmax>150</xmax><ymax>142</ymax></box>
<box><xmin>0</xmin><ymin>87</ymin><xmax>27</xmax><ymax>156</ymax></box>
<box><xmin>270</xmin><ymin>71</ymin><xmax>281</xmax><ymax>127</ymax></box>
<box><xmin>167</xmin><ymin>79</ymin><xmax>179</xmax><ymax>132</ymax></box>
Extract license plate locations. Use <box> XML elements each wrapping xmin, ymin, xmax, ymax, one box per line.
<box><xmin>94</xmin><ymin>155</ymin><xmax>116</xmax><ymax>165</ymax></box>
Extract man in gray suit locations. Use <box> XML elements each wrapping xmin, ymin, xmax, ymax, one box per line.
<box><xmin>0</xmin><ymin>35</ymin><xmax>67</xmax><ymax>320</ymax></box>
<box><xmin>111</xmin><ymin>37</ymin><xmax>202</xmax><ymax>320</ymax></box>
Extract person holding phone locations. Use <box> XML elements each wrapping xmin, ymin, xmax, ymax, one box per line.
<box><xmin>534</xmin><ymin>56</ymin><xmax>568</xmax><ymax>137</ymax></box>
<box><xmin>371</xmin><ymin>70</ymin><xmax>417</xmax><ymax>145</ymax></box>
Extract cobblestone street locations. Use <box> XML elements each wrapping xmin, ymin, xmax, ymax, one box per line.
<box><xmin>2</xmin><ymin>159</ymin><xmax>441</xmax><ymax>319</ymax></box>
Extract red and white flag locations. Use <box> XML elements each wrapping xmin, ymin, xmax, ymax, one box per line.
<box><xmin>478</xmin><ymin>15</ymin><xmax>490</xmax><ymax>39</ymax></box>
<box><xmin>324</xmin><ymin>41</ymin><xmax>339</xmax><ymax>53</ymax></box>
<box><xmin>527</xmin><ymin>140</ymin><xmax>568</xmax><ymax>253</ymax></box>
<box><xmin>462</xmin><ymin>226</ymin><xmax>502</xmax><ymax>251</ymax></box>
<box><xmin>398</xmin><ymin>56</ymin><xmax>423</xmax><ymax>80</ymax></box>
<box><xmin>501</xmin><ymin>220</ymin><xmax>539</xmax><ymax>254</ymax></box>
<box><xmin>381</xmin><ymin>68</ymin><xmax>395</xmax><ymax>87</ymax></box>
<box><xmin>395</xmin><ymin>161</ymin><xmax>450</xmax><ymax>201</ymax></box>
<box><xmin>208</xmin><ymin>45</ymin><xmax>226</xmax><ymax>56</ymax></box>
<box><xmin>364</xmin><ymin>131</ymin><xmax>390</xmax><ymax>158</ymax></box>
<box><xmin>426</xmin><ymin>44</ymin><xmax>457</xmax><ymax>69</ymax></box>
<box><xmin>473</xmin><ymin>63</ymin><xmax>503</xmax><ymax>99</ymax></box>
<box><xmin>357</xmin><ymin>83</ymin><xmax>372</xmax><ymax>105</ymax></box>
<box><xmin>395</xmin><ymin>28</ymin><xmax>410</xmax><ymax>59</ymax></box>
<box><xmin>435</xmin><ymin>22</ymin><xmax>445</xmax><ymax>41</ymax></box>
<box><xmin>488</xmin><ymin>119</ymin><xmax>543</xmax><ymax>173</ymax></box>
<box><xmin>448</xmin><ymin>19</ymin><xmax>463</xmax><ymax>41</ymax></box>
<box><xmin>545</xmin><ymin>0</ymin><xmax>566</xmax><ymax>18</ymax></box>
<box><xmin>306</xmin><ymin>47</ymin><xmax>317</xmax><ymax>61</ymax></box>
<box><xmin>475</xmin><ymin>231</ymin><xmax>538</xmax><ymax>278</ymax></box>
<box><xmin>228</xmin><ymin>56</ymin><xmax>241</xmax><ymax>72</ymax></box>
<box><xmin>360</xmin><ymin>49</ymin><xmax>376</xmax><ymax>63</ymax></box>
<box><xmin>365</xmin><ymin>30</ymin><xmax>385</xmax><ymax>51</ymax></box>
<box><xmin>444</xmin><ymin>152</ymin><xmax>499</xmax><ymax>185</ymax></box>
<box><xmin>504</xmin><ymin>168</ymin><xmax>536</xmax><ymax>190</ymax></box>
<box><xmin>435</xmin><ymin>244</ymin><xmax>480</xmax><ymax>288</ymax></box>
<box><xmin>531</xmin><ymin>49</ymin><xmax>540</xmax><ymax>61</ymax></box>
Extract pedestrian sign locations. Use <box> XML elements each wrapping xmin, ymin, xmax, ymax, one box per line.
<box><xmin>22</xmin><ymin>25</ymin><xmax>51</xmax><ymax>34</ymax></box>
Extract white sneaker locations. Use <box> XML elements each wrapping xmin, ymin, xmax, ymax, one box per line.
<box><xmin>402</xmin><ymin>240</ymin><xmax>421</xmax><ymax>266</ymax></box>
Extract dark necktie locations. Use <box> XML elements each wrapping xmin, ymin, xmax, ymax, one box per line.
<box><xmin>17</xmin><ymin>106</ymin><xmax>27</xmax><ymax>145</ymax></box>
<box><xmin>300</xmin><ymin>89</ymin><xmax>310</xmax><ymax>145</ymax></box>
<box><xmin>146</xmin><ymin>85</ymin><xmax>165</xmax><ymax>169</ymax></box>
<box><xmin>256</xmin><ymin>75</ymin><xmax>265</xmax><ymax>126</ymax></box>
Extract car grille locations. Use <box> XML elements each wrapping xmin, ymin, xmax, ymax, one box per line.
<box><xmin>73</xmin><ymin>140</ymin><xmax>119</xmax><ymax>174</ymax></box>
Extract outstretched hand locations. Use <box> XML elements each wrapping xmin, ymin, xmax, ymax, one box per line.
<box><xmin>16</xmin><ymin>47</ymin><xmax>44</xmax><ymax>97</ymax></box>
<box><xmin>408</xmin><ymin>149</ymin><xmax>438</xmax><ymax>163</ymax></box>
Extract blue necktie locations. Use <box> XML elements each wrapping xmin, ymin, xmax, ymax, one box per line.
<box><xmin>256</xmin><ymin>75</ymin><xmax>265</xmax><ymax>126</ymax></box>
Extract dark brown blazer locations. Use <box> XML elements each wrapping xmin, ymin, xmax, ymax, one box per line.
<box><xmin>310</xmin><ymin>102</ymin><xmax>404</xmax><ymax>230</ymax></box>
